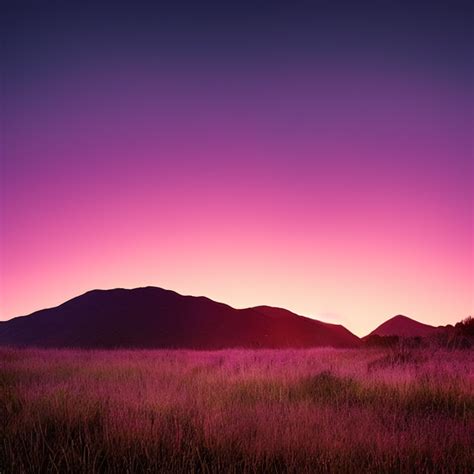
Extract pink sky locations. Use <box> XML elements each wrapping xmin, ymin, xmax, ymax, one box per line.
<box><xmin>2</xmin><ymin>43</ymin><xmax>473</xmax><ymax>337</ymax></box>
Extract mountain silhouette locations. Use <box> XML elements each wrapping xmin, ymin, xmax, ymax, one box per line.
<box><xmin>0</xmin><ymin>287</ymin><xmax>360</xmax><ymax>349</ymax></box>
<box><xmin>367</xmin><ymin>314</ymin><xmax>438</xmax><ymax>338</ymax></box>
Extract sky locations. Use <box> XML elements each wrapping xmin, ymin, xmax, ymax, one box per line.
<box><xmin>1</xmin><ymin>1</ymin><xmax>473</xmax><ymax>336</ymax></box>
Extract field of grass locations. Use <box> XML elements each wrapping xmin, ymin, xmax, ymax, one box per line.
<box><xmin>1</xmin><ymin>347</ymin><xmax>473</xmax><ymax>473</ymax></box>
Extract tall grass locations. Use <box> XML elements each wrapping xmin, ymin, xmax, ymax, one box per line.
<box><xmin>0</xmin><ymin>347</ymin><xmax>472</xmax><ymax>473</ymax></box>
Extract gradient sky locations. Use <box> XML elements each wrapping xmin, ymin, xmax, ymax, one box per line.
<box><xmin>1</xmin><ymin>1</ymin><xmax>473</xmax><ymax>336</ymax></box>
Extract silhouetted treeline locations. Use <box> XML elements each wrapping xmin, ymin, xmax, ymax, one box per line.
<box><xmin>455</xmin><ymin>316</ymin><xmax>474</xmax><ymax>337</ymax></box>
<box><xmin>434</xmin><ymin>316</ymin><xmax>473</xmax><ymax>350</ymax></box>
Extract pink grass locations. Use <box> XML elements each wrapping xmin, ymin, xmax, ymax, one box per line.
<box><xmin>1</xmin><ymin>347</ymin><xmax>473</xmax><ymax>472</ymax></box>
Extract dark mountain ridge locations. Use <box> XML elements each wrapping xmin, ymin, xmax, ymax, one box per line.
<box><xmin>0</xmin><ymin>287</ymin><xmax>360</xmax><ymax>349</ymax></box>
<box><xmin>366</xmin><ymin>314</ymin><xmax>439</xmax><ymax>338</ymax></box>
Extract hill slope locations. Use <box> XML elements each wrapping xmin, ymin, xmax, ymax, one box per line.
<box><xmin>367</xmin><ymin>314</ymin><xmax>438</xmax><ymax>338</ymax></box>
<box><xmin>0</xmin><ymin>287</ymin><xmax>360</xmax><ymax>349</ymax></box>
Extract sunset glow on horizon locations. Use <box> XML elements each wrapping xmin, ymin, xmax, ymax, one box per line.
<box><xmin>2</xmin><ymin>1</ymin><xmax>472</xmax><ymax>336</ymax></box>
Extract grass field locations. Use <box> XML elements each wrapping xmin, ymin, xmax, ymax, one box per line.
<box><xmin>1</xmin><ymin>347</ymin><xmax>473</xmax><ymax>473</ymax></box>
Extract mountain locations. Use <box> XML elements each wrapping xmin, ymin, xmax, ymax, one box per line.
<box><xmin>0</xmin><ymin>287</ymin><xmax>360</xmax><ymax>349</ymax></box>
<box><xmin>366</xmin><ymin>314</ymin><xmax>439</xmax><ymax>338</ymax></box>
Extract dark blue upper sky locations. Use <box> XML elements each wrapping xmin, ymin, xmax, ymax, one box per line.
<box><xmin>3</xmin><ymin>1</ymin><xmax>473</xmax><ymax>74</ymax></box>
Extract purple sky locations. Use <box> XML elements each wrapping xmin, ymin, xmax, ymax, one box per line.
<box><xmin>2</xmin><ymin>1</ymin><xmax>472</xmax><ymax>335</ymax></box>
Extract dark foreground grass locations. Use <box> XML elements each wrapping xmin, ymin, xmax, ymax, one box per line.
<box><xmin>0</xmin><ymin>347</ymin><xmax>472</xmax><ymax>473</ymax></box>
